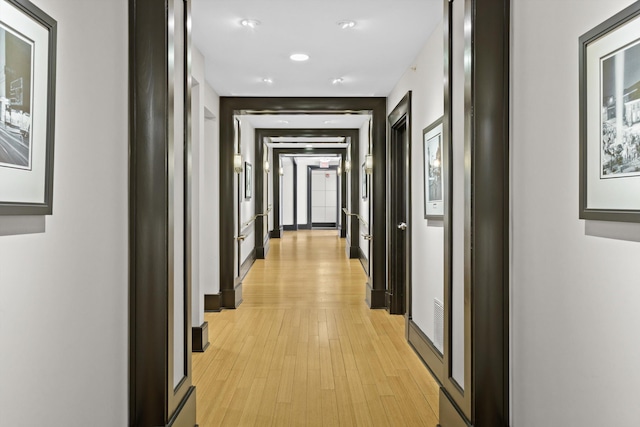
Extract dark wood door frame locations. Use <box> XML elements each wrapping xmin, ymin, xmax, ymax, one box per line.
<box><xmin>272</xmin><ymin>148</ymin><xmax>347</xmax><ymax>232</ymax></box>
<box><xmin>307</xmin><ymin>165</ymin><xmax>340</xmax><ymax>229</ymax></box>
<box><xmin>129</xmin><ymin>0</ymin><xmax>196</xmax><ymax>425</ymax></box>
<box><xmin>219</xmin><ymin>98</ymin><xmax>387</xmax><ymax>310</ymax></box>
<box><xmin>387</xmin><ymin>92</ymin><xmax>412</xmax><ymax>316</ymax></box>
<box><xmin>438</xmin><ymin>0</ymin><xmax>510</xmax><ymax>426</ymax></box>
<box><xmin>255</xmin><ymin>128</ymin><xmax>357</xmax><ymax>245</ymax></box>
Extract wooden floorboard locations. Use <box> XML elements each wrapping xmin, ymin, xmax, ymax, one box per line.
<box><xmin>194</xmin><ymin>230</ymin><xmax>439</xmax><ymax>426</ymax></box>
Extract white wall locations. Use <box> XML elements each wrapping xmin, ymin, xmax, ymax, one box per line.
<box><xmin>191</xmin><ymin>47</ymin><xmax>204</xmax><ymax>328</ymax></box>
<box><xmin>239</xmin><ymin>118</ymin><xmax>255</xmax><ymax>264</ymax></box>
<box><xmin>512</xmin><ymin>0</ymin><xmax>640</xmax><ymax>425</ymax></box>
<box><xmin>0</xmin><ymin>0</ymin><xmax>127</xmax><ymax>425</ymax></box>
<box><xmin>296</xmin><ymin>158</ymin><xmax>311</xmax><ymax>225</ymax></box>
<box><xmin>202</xmin><ymin>84</ymin><xmax>220</xmax><ymax>295</ymax></box>
<box><xmin>387</xmin><ymin>21</ymin><xmax>445</xmax><ymax>345</ymax></box>
<box><xmin>282</xmin><ymin>157</ymin><xmax>295</xmax><ymax>225</ymax></box>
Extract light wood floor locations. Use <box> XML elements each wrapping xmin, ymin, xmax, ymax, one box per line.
<box><xmin>193</xmin><ymin>230</ymin><xmax>439</xmax><ymax>426</ymax></box>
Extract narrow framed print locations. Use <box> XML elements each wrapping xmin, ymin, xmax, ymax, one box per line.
<box><xmin>0</xmin><ymin>0</ymin><xmax>56</xmax><ymax>215</ymax></box>
<box><xmin>423</xmin><ymin>117</ymin><xmax>444</xmax><ymax>219</ymax></box>
<box><xmin>244</xmin><ymin>161</ymin><xmax>252</xmax><ymax>199</ymax></box>
<box><xmin>580</xmin><ymin>1</ymin><xmax>640</xmax><ymax>222</ymax></box>
<box><xmin>361</xmin><ymin>162</ymin><xmax>368</xmax><ymax>200</ymax></box>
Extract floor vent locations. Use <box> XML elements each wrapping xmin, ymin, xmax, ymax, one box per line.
<box><xmin>434</xmin><ymin>298</ymin><xmax>444</xmax><ymax>353</ymax></box>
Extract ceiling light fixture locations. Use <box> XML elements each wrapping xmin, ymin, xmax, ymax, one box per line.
<box><xmin>305</xmin><ymin>144</ymin><xmax>313</xmax><ymax>148</ymax></box>
<box><xmin>331</xmin><ymin>78</ymin><xmax>344</xmax><ymax>85</ymax></box>
<box><xmin>290</xmin><ymin>53</ymin><xmax>310</xmax><ymax>62</ymax></box>
<box><xmin>262</xmin><ymin>77</ymin><xmax>273</xmax><ymax>84</ymax></box>
<box><xmin>323</xmin><ymin>120</ymin><xmax>335</xmax><ymax>124</ymax></box>
<box><xmin>277</xmin><ymin>119</ymin><xmax>289</xmax><ymax>124</ymax></box>
<box><xmin>337</xmin><ymin>20</ymin><xmax>356</xmax><ymax>29</ymax></box>
<box><xmin>240</xmin><ymin>19</ymin><xmax>260</xmax><ymax>28</ymax></box>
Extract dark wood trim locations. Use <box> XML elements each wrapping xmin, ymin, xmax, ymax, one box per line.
<box><xmin>273</xmin><ymin>147</ymin><xmax>347</xmax><ymax>234</ymax></box>
<box><xmin>469</xmin><ymin>0</ymin><xmax>510</xmax><ymax>424</ymax></box>
<box><xmin>192</xmin><ymin>322</ymin><xmax>209</xmax><ymax>353</ymax></box>
<box><xmin>220</xmin><ymin>99</ymin><xmax>385</xmax><ymax>312</ymax></box>
<box><xmin>348</xmin><ymin>244</ymin><xmax>360</xmax><ymax>259</ymax></box>
<box><xmin>365</xmin><ymin>284</ymin><xmax>386</xmax><ymax>309</ymax></box>
<box><xmin>239</xmin><ymin>248</ymin><xmax>256</xmax><ymax>281</ymax></box>
<box><xmin>256</xmin><ymin>232</ymin><xmax>269</xmax><ymax>259</ymax></box>
<box><xmin>166</xmin><ymin>386</ymin><xmax>197</xmax><ymax>427</ymax></box>
<box><xmin>387</xmin><ymin>92</ymin><xmax>411</xmax><ymax>316</ymax></box>
<box><xmin>408</xmin><ymin>320</ymin><xmax>444</xmax><ymax>384</ymax></box>
<box><xmin>254</xmin><ymin>132</ymin><xmax>268</xmax><ymax>259</ymax></box>
<box><xmin>440</xmin><ymin>0</ymin><xmax>510</xmax><ymax>425</ymax></box>
<box><xmin>222</xmin><ymin>280</ymin><xmax>242</xmax><ymax>309</ymax></box>
<box><xmin>311</xmin><ymin>222</ymin><xmax>337</xmax><ymax>228</ymax></box>
<box><xmin>204</xmin><ymin>294</ymin><xmax>221</xmax><ymax>312</ymax></box>
<box><xmin>293</xmin><ymin>160</ymin><xmax>298</xmax><ymax>228</ymax></box>
<box><xmin>283</xmin><ymin>225</ymin><xmax>297</xmax><ymax>231</ymax></box>
<box><xmin>129</xmin><ymin>0</ymin><xmax>195</xmax><ymax>425</ymax></box>
<box><xmin>439</xmin><ymin>388</ymin><xmax>471</xmax><ymax>427</ymax></box>
<box><xmin>358</xmin><ymin>247</ymin><xmax>369</xmax><ymax>275</ymax></box>
<box><xmin>269</xmin><ymin>228</ymin><xmax>282</xmax><ymax>238</ymax></box>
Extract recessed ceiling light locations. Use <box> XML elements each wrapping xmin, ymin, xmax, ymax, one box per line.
<box><xmin>323</xmin><ymin>120</ymin><xmax>336</xmax><ymax>124</ymax></box>
<box><xmin>331</xmin><ymin>78</ymin><xmax>344</xmax><ymax>85</ymax></box>
<box><xmin>337</xmin><ymin>20</ymin><xmax>356</xmax><ymax>29</ymax></box>
<box><xmin>240</xmin><ymin>19</ymin><xmax>260</xmax><ymax>28</ymax></box>
<box><xmin>277</xmin><ymin>120</ymin><xmax>289</xmax><ymax>124</ymax></box>
<box><xmin>262</xmin><ymin>78</ymin><xmax>273</xmax><ymax>84</ymax></box>
<box><xmin>305</xmin><ymin>144</ymin><xmax>313</xmax><ymax>148</ymax></box>
<box><xmin>290</xmin><ymin>53</ymin><xmax>310</xmax><ymax>62</ymax></box>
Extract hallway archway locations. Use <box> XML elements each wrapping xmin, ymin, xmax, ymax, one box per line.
<box><xmin>218</xmin><ymin>98</ymin><xmax>388</xmax><ymax>310</ymax></box>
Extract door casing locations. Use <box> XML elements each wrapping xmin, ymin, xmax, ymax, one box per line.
<box><xmin>387</xmin><ymin>92</ymin><xmax>412</xmax><ymax>316</ymax></box>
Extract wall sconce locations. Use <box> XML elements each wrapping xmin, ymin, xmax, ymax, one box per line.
<box><xmin>344</xmin><ymin>160</ymin><xmax>351</xmax><ymax>173</ymax></box>
<box><xmin>279</xmin><ymin>166</ymin><xmax>284</xmax><ymax>176</ymax></box>
<box><xmin>233</xmin><ymin>153</ymin><xmax>243</xmax><ymax>173</ymax></box>
<box><xmin>264</xmin><ymin>160</ymin><xmax>270</xmax><ymax>173</ymax></box>
<box><xmin>365</xmin><ymin>154</ymin><xmax>373</xmax><ymax>175</ymax></box>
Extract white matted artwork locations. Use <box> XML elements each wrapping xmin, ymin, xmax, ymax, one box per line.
<box><xmin>580</xmin><ymin>1</ymin><xmax>640</xmax><ymax>222</ymax></box>
<box><xmin>0</xmin><ymin>0</ymin><xmax>56</xmax><ymax>215</ymax></box>
<box><xmin>423</xmin><ymin>117</ymin><xmax>444</xmax><ymax>219</ymax></box>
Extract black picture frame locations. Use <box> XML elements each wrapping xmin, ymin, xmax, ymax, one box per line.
<box><xmin>579</xmin><ymin>1</ymin><xmax>640</xmax><ymax>223</ymax></box>
<box><xmin>0</xmin><ymin>0</ymin><xmax>57</xmax><ymax>215</ymax></box>
<box><xmin>244</xmin><ymin>161</ymin><xmax>252</xmax><ymax>199</ymax></box>
<box><xmin>423</xmin><ymin>116</ymin><xmax>445</xmax><ymax>219</ymax></box>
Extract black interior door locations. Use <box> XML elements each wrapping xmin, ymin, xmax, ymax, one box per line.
<box><xmin>388</xmin><ymin>118</ymin><xmax>408</xmax><ymax>315</ymax></box>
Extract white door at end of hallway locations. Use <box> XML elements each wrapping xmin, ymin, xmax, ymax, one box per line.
<box><xmin>311</xmin><ymin>169</ymin><xmax>337</xmax><ymax>225</ymax></box>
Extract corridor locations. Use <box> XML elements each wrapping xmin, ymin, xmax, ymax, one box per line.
<box><xmin>193</xmin><ymin>231</ymin><xmax>439</xmax><ymax>426</ymax></box>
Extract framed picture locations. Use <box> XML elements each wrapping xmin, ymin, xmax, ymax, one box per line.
<box><xmin>361</xmin><ymin>162</ymin><xmax>368</xmax><ymax>200</ymax></box>
<box><xmin>244</xmin><ymin>161</ymin><xmax>252</xmax><ymax>199</ymax></box>
<box><xmin>580</xmin><ymin>1</ymin><xmax>640</xmax><ymax>222</ymax></box>
<box><xmin>0</xmin><ymin>0</ymin><xmax>56</xmax><ymax>215</ymax></box>
<box><xmin>423</xmin><ymin>117</ymin><xmax>444</xmax><ymax>219</ymax></box>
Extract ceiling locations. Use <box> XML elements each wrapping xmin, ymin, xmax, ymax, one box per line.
<box><xmin>192</xmin><ymin>0</ymin><xmax>442</xmax><ymax>98</ymax></box>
